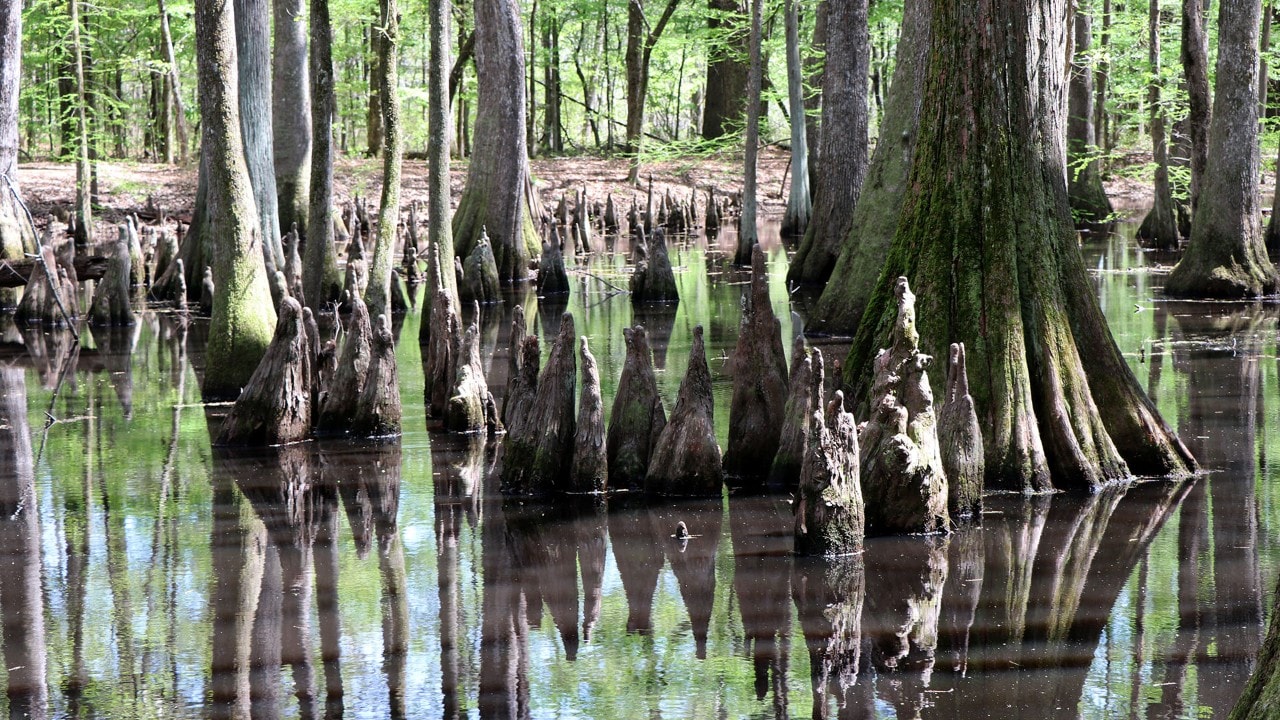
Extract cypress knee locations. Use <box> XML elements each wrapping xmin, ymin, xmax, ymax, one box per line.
<box><xmin>89</xmin><ymin>234</ymin><xmax>135</xmax><ymax>326</ymax></box>
<box><xmin>501</xmin><ymin>312</ymin><xmax>577</xmax><ymax>496</ymax></box>
<box><xmin>352</xmin><ymin>312</ymin><xmax>402</xmax><ymax>436</ymax></box>
<box><xmin>630</xmin><ymin>228</ymin><xmax>679</xmax><ymax>304</ymax></box>
<box><xmin>771</xmin><ymin>336</ymin><xmax>815</xmax><ymax>487</ymax></box>
<box><xmin>424</xmin><ymin>287</ymin><xmax>460</xmax><ymax>418</ymax></box>
<box><xmin>537</xmin><ymin>237</ymin><xmax>570</xmax><ymax>296</ymax></box>
<box><xmin>461</xmin><ymin>231</ymin><xmax>501</xmax><ymax>304</ymax></box>
<box><xmin>317</xmin><ymin>293</ymin><xmax>372</xmax><ymax>432</ymax></box>
<box><xmin>795</xmin><ymin>383</ymin><xmax>865</xmax><ymax>557</ymax></box>
<box><xmin>446</xmin><ymin>313</ymin><xmax>502</xmax><ymax>434</ymax></box>
<box><xmin>724</xmin><ymin>244</ymin><xmax>788</xmax><ymax>477</ymax></box>
<box><xmin>215</xmin><ymin>296</ymin><xmax>312</xmax><ymax>446</ymax></box>
<box><xmin>645</xmin><ymin>325</ymin><xmax>723</xmax><ymax>496</ymax></box>
<box><xmin>607</xmin><ymin>325</ymin><xmax>667</xmax><ymax>491</ymax></box>
<box><xmin>937</xmin><ymin>342</ymin><xmax>983</xmax><ymax>521</ymax></box>
<box><xmin>570</xmin><ymin>337</ymin><xmax>607</xmax><ymax>493</ymax></box>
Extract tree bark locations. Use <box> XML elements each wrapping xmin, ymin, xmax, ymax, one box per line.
<box><xmin>304</xmin><ymin>0</ymin><xmax>343</xmax><ymax>312</ymax></box>
<box><xmin>417</xmin><ymin>0</ymin><xmax>460</xmax><ymax>343</ymax></box>
<box><xmin>0</xmin><ymin>0</ymin><xmax>31</xmax><ymax>310</ymax></box>
<box><xmin>273</xmin><ymin>0</ymin><xmax>311</xmax><ymax>238</ymax></box>
<box><xmin>806</xmin><ymin>0</ymin><xmax>929</xmax><ymax>332</ymax></box>
<box><xmin>842</xmin><ymin>0</ymin><xmax>1194</xmax><ymax>491</ymax></box>
<box><xmin>1180</xmin><ymin>0</ymin><xmax>1210</xmax><ymax>216</ymax></box>
<box><xmin>780</xmin><ymin>0</ymin><xmax>811</xmax><ymax>237</ymax></box>
<box><xmin>236</xmin><ymin>0</ymin><xmax>286</xmax><ymax>305</ymax></box>
<box><xmin>1165</xmin><ymin>0</ymin><xmax>1276</xmax><ymax>298</ymax></box>
<box><xmin>365</xmin><ymin>0</ymin><xmax>401</xmax><ymax>319</ymax></box>
<box><xmin>196</xmin><ymin>0</ymin><xmax>279</xmax><ymax>399</ymax></box>
<box><xmin>701</xmin><ymin>0</ymin><xmax>748</xmax><ymax>140</ymax></box>
<box><xmin>735</xmin><ymin>0</ymin><xmax>763</xmax><ymax>262</ymax></box>
<box><xmin>1067</xmin><ymin>5</ymin><xmax>1112</xmax><ymax>223</ymax></box>
<box><xmin>70</xmin><ymin>0</ymin><xmax>93</xmax><ymax>250</ymax></box>
<box><xmin>624</xmin><ymin>0</ymin><xmax>680</xmax><ymax>182</ymax></box>
<box><xmin>787</xmin><ymin>0</ymin><xmax>869</xmax><ymax>285</ymax></box>
<box><xmin>1138</xmin><ymin>0</ymin><xmax>1181</xmax><ymax>250</ymax></box>
<box><xmin>452</xmin><ymin>0</ymin><xmax>539</xmax><ymax>283</ymax></box>
<box><xmin>158</xmin><ymin>0</ymin><xmax>190</xmax><ymax>162</ymax></box>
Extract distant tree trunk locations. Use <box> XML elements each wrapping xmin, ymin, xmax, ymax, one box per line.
<box><xmin>624</xmin><ymin>0</ymin><xmax>681</xmax><ymax>182</ymax></box>
<box><xmin>196</xmin><ymin>0</ymin><xmax>279</xmax><ymax>399</ymax></box>
<box><xmin>1181</xmin><ymin>0</ymin><xmax>1210</xmax><ymax>216</ymax></box>
<box><xmin>541</xmin><ymin>10</ymin><xmax>563</xmax><ymax>153</ymax></box>
<box><xmin>273</xmin><ymin>0</ymin><xmax>311</xmax><ymax>239</ymax></box>
<box><xmin>1166</xmin><ymin>0</ymin><xmax>1276</xmax><ymax>297</ymax></box>
<box><xmin>1067</xmin><ymin>5</ymin><xmax>1112</xmax><ymax>223</ymax></box>
<box><xmin>702</xmin><ymin>0</ymin><xmax>748</xmax><ymax>140</ymax></box>
<box><xmin>418</xmin><ymin>0</ymin><xmax>460</xmax><ymax>343</ymax></box>
<box><xmin>235</xmin><ymin>0</ymin><xmax>286</xmax><ymax>302</ymax></box>
<box><xmin>807</xmin><ymin>0</ymin><xmax>929</xmax><ymax>332</ymax></box>
<box><xmin>366</xmin><ymin>21</ymin><xmax>383</xmax><ymax>158</ymax></box>
<box><xmin>304</xmin><ymin>0</ymin><xmax>342</xmax><ymax>311</ymax></box>
<box><xmin>734</xmin><ymin>0</ymin><xmax>762</xmax><ymax>262</ymax></box>
<box><xmin>787</xmin><ymin>0</ymin><xmax>868</xmax><ymax>286</ymax></box>
<box><xmin>1261</xmin><ymin>1</ymin><xmax>1273</xmax><ymax>118</ymax></box>
<box><xmin>1138</xmin><ymin>0</ymin><xmax>1181</xmax><ymax>250</ymax></box>
<box><xmin>365</xmin><ymin>0</ymin><xmax>400</xmax><ymax>318</ymax></box>
<box><xmin>1094</xmin><ymin>0</ymin><xmax>1111</xmax><ymax>154</ymax></box>
<box><xmin>780</xmin><ymin>0</ymin><xmax>811</xmax><ymax>238</ymax></box>
<box><xmin>842</xmin><ymin>0</ymin><xmax>1194</xmax><ymax>490</ymax></box>
<box><xmin>452</xmin><ymin>0</ymin><xmax>540</xmax><ymax>283</ymax></box>
<box><xmin>157</xmin><ymin>0</ymin><xmax>190</xmax><ymax>162</ymax></box>
<box><xmin>70</xmin><ymin>0</ymin><xmax>93</xmax><ymax>248</ymax></box>
<box><xmin>803</xmin><ymin>0</ymin><xmax>827</xmax><ymax>191</ymax></box>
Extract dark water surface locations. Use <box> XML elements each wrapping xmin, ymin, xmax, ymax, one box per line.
<box><xmin>1</xmin><ymin>223</ymin><xmax>1276</xmax><ymax>719</ymax></box>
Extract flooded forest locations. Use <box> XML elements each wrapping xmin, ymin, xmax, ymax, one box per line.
<box><xmin>7</xmin><ymin>0</ymin><xmax>1280</xmax><ymax>717</ymax></box>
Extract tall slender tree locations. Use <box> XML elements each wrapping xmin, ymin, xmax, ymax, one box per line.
<box><xmin>624</xmin><ymin>0</ymin><xmax>681</xmax><ymax>183</ymax></box>
<box><xmin>780</xmin><ymin>0</ymin><xmax>810</xmax><ymax>237</ymax></box>
<box><xmin>1138</xmin><ymin>0</ymin><xmax>1180</xmax><ymax>249</ymax></box>
<box><xmin>843</xmin><ymin>0</ymin><xmax>1194</xmax><ymax>490</ymax></box>
<box><xmin>1166</xmin><ymin>0</ymin><xmax>1276</xmax><ymax>297</ymax></box>
<box><xmin>273</xmin><ymin>0</ymin><xmax>311</xmax><ymax>237</ymax></box>
<box><xmin>1181</xmin><ymin>0</ymin><xmax>1210</xmax><ymax>216</ymax></box>
<box><xmin>196</xmin><ymin>0</ymin><xmax>279</xmax><ymax>398</ymax></box>
<box><xmin>365</xmin><ymin>0</ymin><xmax>401</xmax><ymax>318</ymax></box>
<box><xmin>304</xmin><ymin>0</ymin><xmax>342</xmax><ymax>312</ymax></box>
<box><xmin>423</xmin><ymin>0</ymin><xmax>459</xmax><ymax>316</ymax></box>
<box><xmin>734</xmin><ymin>0</ymin><xmax>762</xmax><ymax>263</ymax></box>
<box><xmin>69</xmin><ymin>0</ymin><xmax>92</xmax><ymax>248</ymax></box>
<box><xmin>1067</xmin><ymin>3</ymin><xmax>1112</xmax><ymax>223</ymax></box>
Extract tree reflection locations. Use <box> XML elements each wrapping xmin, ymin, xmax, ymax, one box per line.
<box><xmin>729</xmin><ymin>493</ymin><xmax>792</xmax><ymax>712</ymax></box>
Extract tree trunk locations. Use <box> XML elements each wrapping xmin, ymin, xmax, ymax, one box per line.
<box><xmin>780</xmin><ymin>0</ymin><xmax>811</xmax><ymax>238</ymax></box>
<box><xmin>158</xmin><ymin>0</ymin><xmax>190</xmax><ymax>162</ymax></box>
<box><xmin>624</xmin><ymin>0</ymin><xmax>680</xmax><ymax>182</ymax></box>
<box><xmin>787</xmin><ymin>0</ymin><xmax>868</xmax><ymax>285</ymax></box>
<box><xmin>452</xmin><ymin>0</ymin><xmax>539</xmax><ymax>284</ymax></box>
<box><xmin>70</xmin><ymin>0</ymin><xmax>93</xmax><ymax>249</ymax></box>
<box><xmin>735</xmin><ymin>0</ymin><xmax>763</xmax><ymax>262</ymax></box>
<box><xmin>842</xmin><ymin>0</ymin><xmax>1194</xmax><ymax>491</ymax></box>
<box><xmin>803</xmin><ymin>0</ymin><xmax>826</xmax><ymax>191</ymax></box>
<box><xmin>1067</xmin><ymin>5</ymin><xmax>1112</xmax><ymax>223</ymax></box>
<box><xmin>1094</xmin><ymin>0</ymin><xmax>1110</xmax><ymax>153</ymax></box>
<box><xmin>1138</xmin><ymin>0</ymin><xmax>1181</xmax><ymax>250</ymax></box>
<box><xmin>365</xmin><ymin>0</ymin><xmax>401</xmax><ymax>319</ymax></box>
<box><xmin>366</xmin><ymin>22</ymin><xmax>383</xmax><ymax>158</ymax></box>
<box><xmin>273</xmin><ymin>0</ymin><xmax>311</xmax><ymax>239</ymax></box>
<box><xmin>1181</xmin><ymin>0</ymin><xmax>1210</xmax><ymax>216</ymax></box>
<box><xmin>196</xmin><ymin>0</ymin><xmax>279</xmax><ymax>399</ymax></box>
<box><xmin>542</xmin><ymin>11</ymin><xmax>563</xmax><ymax>153</ymax></box>
<box><xmin>417</xmin><ymin>0</ymin><xmax>460</xmax><ymax>345</ymax></box>
<box><xmin>0</xmin><ymin>1</ymin><xmax>32</xmax><ymax>309</ymax></box>
<box><xmin>1165</xmin><ymin>0</ymin><xmax>1276</xmax><ymax>298</ymax></box>
<box><xmin>701</xmin><ymin>0</ymin><xmax>748</xmax><ymax>140</ymax></box>
<box><xmin>304</xmin><ymin>0</ymin><xmax>342</xmax><ymax>312</ymax></box>
<box><xmin>806</xmin><ymin>0</ymin><xmax>929</xmax><ymax>332</ymax></box>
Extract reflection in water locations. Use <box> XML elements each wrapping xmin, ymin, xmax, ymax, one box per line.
<box><xmin>434</xmin><ymin>434</ymin><xmax>486</xmax><ymax>720</ymax></box>
<box><xmin>650</xmin><ymin>499</ymin><xmax>721</xmax><ymax>660</ymax></box>
<box><xmin>729</xmin><ymin>494</ymin><xmax>792</xmax><ymax>711</ymax></box>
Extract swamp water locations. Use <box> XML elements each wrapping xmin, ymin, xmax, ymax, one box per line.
<box><xmin>0</xmin><ymin>223</ymin><xmax>1277</xmax><ymax>719</ymax></box>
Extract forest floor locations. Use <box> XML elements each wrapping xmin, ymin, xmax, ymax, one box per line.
<box><xmin>14</xmin><ymin>148</ymin><xmax>1264</xmax><ymax>238</ymax></box>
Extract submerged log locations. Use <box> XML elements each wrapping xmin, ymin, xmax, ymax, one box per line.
<box><xmin>536</xmin><ymin>237</ymin><xmax>570</xmax><ymax>296</ymax></box>
<box><xmin>424</xmin><ymin>287</ymin><xmax>460</xmax><ymax>418</ymax></box>
<box><xmin>937</xmin><ymin>342</ymin><xmax>984</xmax><ymax>521</ymax></box>
<box><xmin>317</xmin><ymin>293</ymin><xmax>372</xmax><ymax>432</ymax></box>
<box><xmin>88</xmin><ymin>234</ymin><xmax>136</xmax><ymax>326</ymax></box>
<box><xmin>770</xmin><ymin>336</ymin><xmax>814</xmax><ymax>487</ymax></box>
<box><xmin>858</xmin><ymin>277</ymin><xmax>949</xmax><ymax>535</ymax></box>
<box><xmin>629</xmin><ymin>227</ymin><xmax>679</xmax><ymax>304</ymax></box>
<box><xmin>645</xmin><ymin>325</ymin><xmax>723</xmax><ymax>496</ymax></box>
<box><xmin>724</xmin><ymin>244</ymin><xmax>789</xmax><ymax>477</ymax></box>
<box><xmin>351</xmin><ymin>312</ymin><xmax>401</xmax><ymax>436</ymax></box>
<box><xmin>569</xmin><ymin>337</ymin><xmax>607</xmax><ymax>494</ymax></box>
<box><xmin>607</xmin><ymin>325</ymin><xmax>667</xmax><ymax>492</ymax></box>
<box><xmin>215</xmin><ymin>297</ymin><xmax>312</xmax><ymax>446</ymax></box>
<box><xmin>500</xmin><ymin>313</ymin><xmax>577</xmax><ymax>496</ymax></box>
<box><xmin>461</xmin><ymin>231</ymin><xmax>501</xmax><ymax>304</ymax></box>
<box><xmin>795</xmin><ymin>383</ymin><xmax>865</xmax><ymax>557</ymax></box>
<box><xmin>445</xmin><ymin>310</ymin><xmax>502</xmax><ymax>434</ymax></box>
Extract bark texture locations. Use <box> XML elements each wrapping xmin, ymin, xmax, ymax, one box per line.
<box><xmin>216</xmin><ymin>296</ymin><xmax>312</xmax><ymax>445</ymax></box>
<box><xmin>1181</xmin><ymin>0</ymin><xmax>1210</xmax><ymax>216</ymax></box>
<box><xmin>795</xmin><ymin>386</ymin><xmax>864</xmax><ymax>557</ymax></box>
<box><xmin>317</xmin><ymin>294</ymin><xmax>371</xmax><ymax>431</ymax></box>
<box><xmin>936</xmin><ymin>342</ymin><xmax>983</xmax><ymax>521</ymax></box>
<box><xmin>446</xmin><ymin>315</ymin><xmax>502</xmax><ymax>434</ymax></box>
<box><xmin>570</xmin><ymin>337</ymin><xmax>607</xmax><ymax>494</ymax></box>
<box><xmin>1137</xmin><ymin>0</ymin><xmax>1181</xmax><ymax>250</ymax></box>
<box><xmin>501</xmin><ymin>313</ymin><xmax>577</xmax><ymax>496</ymax></box>
<box><xmin>780</xmin><ymin>0</ymin><xmax>811</xmax><ymax>238</ymax></box>
<box><xmin>607</xmin><ymin>325</ymin><xmax>667</xmax><ymax>491</ymax></box>
<box><xmin>1067</xmin><ymin>7</ymin><xmax>1112</xmax><ymax>223</ymax></box>
<box><xmin>461</xmin><ymin>233</ymin><xmax>501</xmax><ymax>304</ymax></box>
<box><xmin>645</xmin><ymin>326</ymin><xmax>724</xmax><ymax>496</ymax></box>
<box><xmin>629</xmin><ymin>228</ymin><xmax>679</xmax><ymax>304</ymax></box>
<box><xmin>88</xmin><ymin>232</ymin><xmax>135</xmax><ymax>326</ymax></box>
<box><xmin>787</xmin><ymin>0</ymin><xmax>869</xmax><ymax>285</ymax></box>
<box><xmin>724</xmin><ymin>245</ymin><xmax>789</xmax><ymax>477</ymax></box>
<box><xmin>735</xmin><ymin>0</ymin><xmax>763</xmax><ymax>261</ymax></box>
<box><xmin>272</xmin><ymin>0</ymin><xmax>311</xmax><ymax>238</ymax></box>
<box><xmin>352</xmin><ymin>312</ymin><xmax>401</xmax><ymax>436</ymax></box>
<box><xmin>702</xmin><ymin>0</ymin><xmax>747</xmax><ymax>140</ymax></box>
<box><xmin>304</xmin><ymin>0</ymin><xmax>342</xmax><ymax>312</ymax></box>
<box><xmin>365</xmin><ymin>0</ymin><xmax>401</xmax><ymax>319</ymax></box>
<box><xmin>1166</xmin><ymin>0</ymin><xmax>1277</xmax><ymax>298</ymax></box>
<box><xmin>770</xmin><ymin>335</ymin><xmax>814</xmax><ymax>487</ymax></box>
<box><xmin>235</xmin><ymin>0</ymin><xmax>285</xmax><ymax>300</ymax></box>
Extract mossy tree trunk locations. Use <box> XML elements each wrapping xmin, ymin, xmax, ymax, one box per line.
<box><xmin>843</xmin><ymin>0</ymin><xmax>1194</xmax><ymax>492</ymax></box>
<box><xmin>452</xmin><ymin>0</ymin><xmax>539</xmax><ymax>284</ymax></box>
<box><xmin>787</xmin><ymin>0</ymin><xmax>869</xmax><ymax>286</ymax></box>
<box><xmin>1165</xmin><ymin>0</ymin><xmax>1277</xmax><ymax>298</ymax></box>
<box><xmin>806</xmin><ymin>0</ymin><xmax>929</xmax><ymax>333</ymax></box>
<box><xmin>364</xmin><ymin>0</ymin><xmax>401</xmax><ymax>318</ymax></box>
<box><xmin>1137</xmin><ymin>0</ymin><xmax>1181</xmax><ymax>250</ymax></box>
<box><xmin>0</xmin><ymin>1</ymin><xmax>35</xmax><ymax>309</ymax></box>
<box><xmin>196</xmin><ymin>0</ymin><xmax>279</xmax><ymax>399</ymax></box>
<box><xmin>1066</xmin><ymin>5</ymin><xmax>1112</xmax><ymax>224</ymax></box>
<box><xmin>303</xmin><ymin>0</ymin><xmax>342</xmax><ymax>313</ymax></box>
<box><xmin>272</xmin><ymin>0</ymin><xmax>311</xmax><ymax>239</ymax></box>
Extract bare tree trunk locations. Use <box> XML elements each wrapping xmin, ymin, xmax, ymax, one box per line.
<box><xmin>273</xmin><ymin>0</ymin><xmax>311</xmax><ymax>238</ymax></box>
<box><xmin>787</xmin><ymin>0</ymin><xmax>868</xmax><ymax>285</ymax></box>
<box><xmin>735</xmin><ymin>0</ymin><xmax>763</xmax><ymax>263</ymax></box>
<box><xmin>70</xmin><ymin>0</ymin><xmax>93</xmax><ymax>248</ymax></box>
<box><xmin>365</xmin><ymin>0</ymin><xmax>401</xmax><ymax>318</ymax></box>
<box><xmin>0</xmin><ymin>3</ymin><xmax>34</xmax><ymax>309</ymax></box>
<box><xmin>304</xmin><ymin>0</ymin><xmax>343</xmax><ymax>311</ymax></box>
<box><xmin>1166</xmin><ymin>0</ymin><xmax>1276</xmax><ymax>297</ymax></box>
<box><xmin>1138</xmin><ymin>0</ymin><xmax>1181</xmax><ymax>250</ymax></box>
<box><xmin>418</xmin><ymin>0</ymin><xmax>460</xmax><ymax>341</ymax></box>
<box><xmin>366</xmin><ymin>21</ymin><xmax>383</xmax><ymax>158</ymax></box>
<box><xmin>1181</xmin><ymin>0</ymin><xmax>1210</xmax><ymax>216</ymax></box>
<box><xmin>196</xmin><ymin>0</ymin><xmax>279</xmax><ymax>398</ymax></box>
<box><xmin>624</xmin><ymin>0</ymin><xmax>680</xmax><ymax>182</ymax></box>
<box><xmin>542</xmin><ymin>11</ymin><xmax>562</xmax><ymax>153</ymax></box>
<box><xmin>702</xmin><ymin>0</ymin><xmax>748</xmax><ymax>140</ymax></box>
<box><xmin>1067</xmin><ymin>4</ymin><xmax>1112</xmax><ymax>223</ymax></box>
<box><xmin>157</xmin><ymin>0</ymin><xmax>190</xmax><ymax>162</ymax></box>
<box><xmin>780</xmin><ymin>0</ymin><xmax>811</xmax><ymax>238</ymax></box>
